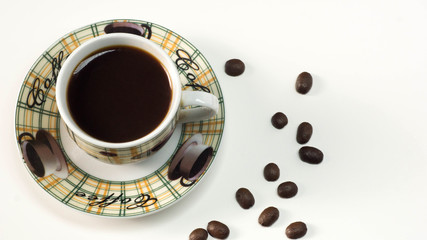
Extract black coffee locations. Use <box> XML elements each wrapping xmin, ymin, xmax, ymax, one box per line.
<box><xmin>67</xmin><ymin>45</ymin><xmax>172</xmax><ymax>143</ymax></box>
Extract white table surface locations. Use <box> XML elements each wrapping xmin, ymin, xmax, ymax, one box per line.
<box><xmin>2</xmin><ymin>0</ymin><xmax>427</xmax><ymax>239</ymax></box>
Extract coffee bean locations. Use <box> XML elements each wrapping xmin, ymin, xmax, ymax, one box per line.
<box><xmin>264</xmin><ymin>163</ymin><xmax>280</xmax><ymax>181</ymax></box>
<box><xmin>225</xmin><ymin>59</ymin><xmax>245</xmax><ymax>76</ymax></box>
<box><xmin>258</xmin><ymin>206</ymin><xmax>280</xmax><ymax>227</ymax></box>
<box><xmin>296</xmin><ymin>122</ymin><xmax>313</xmax><ymax>144</ymax></box>
<box><xmin>299</xmin><ymin>146</ymin><xmax>323</xmax><ymax>164</ymax></box>
<box><xmin>235</xmin><ymin>188</ymin><xmax>255</xmax><ymax>209</ymax></box>
<box><xmin>295</xmin><ymin>72</ymin><xmax>313</xmax><ymax>94</ymax></box>
<box><xmin>271</xmin><ymin>112</ymin><xmax>288</xmax><ymax>129</ymax></box>
<box><xmin>277</xmin><ymin>181</ymin><xmax>298</xmax><ymax>198</ymax></box>
<box><xmin>189</xmin><ymin>228</ymin><xmax>208</xmax><ymax>240</ymax></box>
<box><xmin>285</xmin><ymin>221</ymin><xmax>307</xmax><ymax>239</ymax></box>
<box><xmin>207</xmin><ymin>220</ymin><xmax>230</xmax><ymax>239</ymax></box>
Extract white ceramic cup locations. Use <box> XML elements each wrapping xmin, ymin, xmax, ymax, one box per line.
<box><xmin>56</xmin><ymin>33</ymin><xmax>218</xmax><ymax>164</ymax></box>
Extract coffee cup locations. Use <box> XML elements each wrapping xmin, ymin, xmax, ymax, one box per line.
<box><xmin>56</xmin><ymin>32</ymin><xmax>219</xmax><ymax>164</ymax></box>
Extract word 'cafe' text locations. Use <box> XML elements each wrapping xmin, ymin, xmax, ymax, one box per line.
<box><xmin>75</xmin><ymin>191</ymin><xmax>158</xmax><ymax>209</ymax></box>
<box><xmin>175</xmin><ymin>49</ymin><xmax>211</xmax><ymax>93</ymax></box>
<box><xmin>26</xmin><ymin>51</ymin><xmax>65</xmax><ymax>108</ymax></box>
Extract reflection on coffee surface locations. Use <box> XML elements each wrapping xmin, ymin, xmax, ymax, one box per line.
<box><xmin>67</xmin><ymin>45</ymin><xmax>172</xmax><ymax>143</ymax></box>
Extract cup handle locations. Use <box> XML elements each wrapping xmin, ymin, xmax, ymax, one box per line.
<box><xmin>178</xmin><ymin>91</ymin><xmax>219</xmax><ymax>123</ymax></box>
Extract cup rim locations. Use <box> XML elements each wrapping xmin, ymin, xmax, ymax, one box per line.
<box><xmin>56</xmin><ymin>33</ymin><xmax>182</xmax><ymax>149</ymax></box>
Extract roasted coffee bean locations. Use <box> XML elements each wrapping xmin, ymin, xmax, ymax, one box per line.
<box><xmin>235</xmin><ymin>188</ymin><xmax>255</xmax><ymax>209</ymax></box>
<box><xmin>264</xmin><ymin>163</ymin><xmax>280</xmax><ymax>181</ymax></box>
<box><xmin>299</xmin><ymin>146</ymin><xmax>323</xmax><ymax>164</ymax></box>
<box><xmin>207</xmin><ymin>220</ymin><xmax>230</xmax><ymax>239</ymax></box>
<box><xmin>189</xmin><ymin>228</ymin><xmax>208</xmax><ymax>240</ymax></box>
<box><xmin>258</xmin><ymin>206</ymin><xmax>280</xmax><ymax>227</ymax></box>
<box><xmin>225</xmin><ymin>59</ymin><xmax>245</xmax><ymax>76</ymax></box>
<box><xmin>296</xmin><ymin>122</ymin><xmax>313</xmax><ymax>144</ymax></box>
<box><xmin>285</xmin><ymin>221</ymin><xmax>307</xmax><ymax>239</ymax></box>
<box><xmin>277</xmin><ymin>181</ymin><xmax>298</xmax><ymax>198</ymax></box>
<box><xmin>295</xmin><ymin>72</ymin><xmax>313</xmax><ymax>94</ymax></box>
<box><xmin>271</xmin><ymin>112</ymin><xmax>288</xmax><ymax>129</ymax></box>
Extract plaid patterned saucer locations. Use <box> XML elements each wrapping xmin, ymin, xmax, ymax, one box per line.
<box><xmin>14</xmin><ymin>19</ymin><xmax>225</xmax><ymax>217</ymax></box>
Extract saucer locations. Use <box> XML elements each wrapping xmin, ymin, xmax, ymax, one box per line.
<box><xmin>14</xmin><ymin>19</ymin><xmax>225</xmax><ymax>217</ymax></box>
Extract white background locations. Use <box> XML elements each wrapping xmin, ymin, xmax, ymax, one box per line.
<box><xmin>1</xmin><ymin>0</ymin><xmax>427</xmax><ymax>239</ymax></box>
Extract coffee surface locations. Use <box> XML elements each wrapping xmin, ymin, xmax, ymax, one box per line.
<box><xmin>67</xmin><ymin>45</ymin><xmax>172</xmax><ymax>143</ymax></box>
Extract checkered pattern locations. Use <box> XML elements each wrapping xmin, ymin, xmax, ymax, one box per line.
<box><xmin>66</xmin><ymin>117</ymin><xmax>177</xmax><ymax>164</ymax></box>
<box><xmin>15</xmin><ymin>19</ymin><xmax>225</xmax><ymax>217</ymax></box>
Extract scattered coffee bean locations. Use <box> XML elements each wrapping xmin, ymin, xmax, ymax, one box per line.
<box><xmin>264</xmin><ymin>163</ymin><xmax>280</xmax><ymax>181</ymax></box>
<box><xmin>277</xmin><ymin>181</ymin><xmax>298</xmax><ymax>198</ymax></box>
<box><xmin>296</xmin><ymin>122</ymin><xmax>313</xmax><ymax>144</ymax></box>
<box><xmin>295</xmin><ymin>72</ymin><xmax>313</xmax><ymax>94</ymax></box>
<box><xmin>207</xmin><ymin>220</ymin><xmax>230</xmax><ymax>239</ymax></box>
<box><xmin>271</xmin><ymin>112</ymin><xmax>288</xmax><ymax>129</ymax></box>
<box><xmin>299</xmin><ymin>146</ymin><xmax>323</xmax><ymax>164</ymax></box>
<box><xmin>235</xmin><ymin>188</ymin><xmax>255</xmax><ymax>209</ymax></box>
<box><xmin>285</xmin><ymin>221</ymin><xmax>307</xmax><ymax>239</ymax></box>
<box><xmin>225</xmin><ymin>59</ymin><xmax>245</xmax><ymax>76</ymax></box>
<box><xmin>189</xmin><ymin>228</ymin><xmax>208</xmax><ymax>240</ymax></box>
<box><xmin>258</xmin><ymin>206</ymin><xmax>280</xmax><ymax>227</ymax></box>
